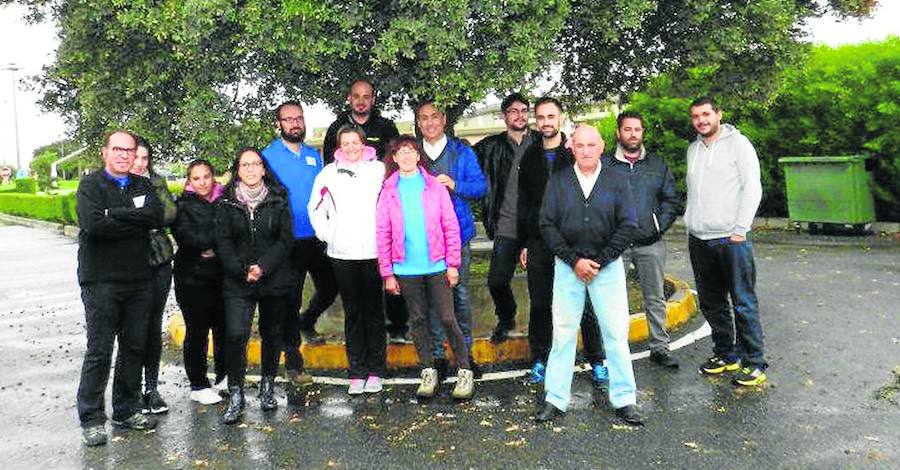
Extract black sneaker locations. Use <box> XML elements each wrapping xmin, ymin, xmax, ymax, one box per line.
<box><xmin>649</xmin><ymin>350</ymin><xmax>680</xmax><ymax>369</ymax></box>
<box><xmin>82</xmin><ymin>425</ymin><xmax>107</xmax><ymax>446</ymax></box>
<box><xmin>388</xmin><ymin>332</ymin><xmax>411</xmax><ymax>344</ymax></box>
<box><xmin>300</xmin><ymin>326</ymin><xmax>326</xmax><ymax>345</ymax></box>
<box><xmin>112</xmin><ymin>412</ymin><xmax>157</xmax><ymax>430</ymax></box>
<box><xmin>142</xmin><ymin>390</ymin><xmax>169</xmax><ymax>414</ymax></box>
<box><xmin>699</xmin><ymin>355</ymin><xmax>741</xmax><ymax>375</ymax></box>
<box><xmin>490</xmin><ymin>323</ymin><xmax>514</xmax><ymax>343</ymax></box>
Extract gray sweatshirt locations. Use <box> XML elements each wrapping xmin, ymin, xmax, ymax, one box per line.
<box><xmin>684</xmin><ymin>124</ymin><xmax>762</xmax><ymax>240</ymax></box>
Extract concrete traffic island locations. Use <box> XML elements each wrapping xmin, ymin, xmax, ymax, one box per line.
<box><xmin>166</xmin><ymin>274</ymin><xmax>698</xmax><ymax>370</ymax></box>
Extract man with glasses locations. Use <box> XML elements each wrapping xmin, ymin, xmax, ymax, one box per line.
<box><xmin>473</xmin><ymin>93</ymin><xmax>541</xmax><ymax>343</ymax></box>
<box><xmin>76</xmin><ymin>130</ymin><xmax>164</xmax><ymax>446</ymax></box>
<box><xmin>261</xmin><ymin>101</ymin><xmax>336</xmax><ymax>385</ymax></box>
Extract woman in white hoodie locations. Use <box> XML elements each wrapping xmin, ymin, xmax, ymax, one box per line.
<box><xmin>308</xmin><ymin>125</ymin><xmax>387</xmax><ymax>395</ymax></box>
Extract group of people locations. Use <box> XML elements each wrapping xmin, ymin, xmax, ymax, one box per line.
<box><xmin>74</xmin><ymin>79</ymin><xmax>768</xmax><ymax>447</ymax></box>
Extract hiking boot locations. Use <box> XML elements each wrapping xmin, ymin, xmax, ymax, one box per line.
<box><xmin>699</xmin><ymin>355</ymin><xmax>741</xmax><ymax>375</ymax></box>
<box><xmin>451</xmin><ymin>369</ymin><xmax>475</xmax><ymax>400</ymax></box>
<box><xmin>416</xmin><ymin>368</ymin><xmax>439</xmax><ymax>398</ymax></box>
<box><xmin>259</xmin><ymin>376</ymin><xmax>278</xmax><ymax>411</ymax></box>
<box><xmin>112</xmin><ymin>412</ymin><xmax>157</xmax><ymax>430</ymax></box>
<box><xmin>591</xmin><ymin>363</ymin><xmax>609</xmax><ymax>388</ymax></box>
<box><xmin>190</xmin><ymin>387</ymin><xmax>223</xmax><ymax>405</ymax></box>
<box><xmin>649</xmin><ymin>349</ymin><xmax>680</xmax><ymax>369</ymax></box>
<box><xmin>222</xmin><ymin>386</ymin><xmax>245</xmax><ymax>425</ymax></box>
<box><xmin>364</xmin><ymin>375</ymin><xmax>383</xmax><ymax>394</ymax></box>
<box><xmin>732</xmin><ymin>366</ymin><xmax>768</xmax><ymax>386</ymax></box>
<box><xmin>348</xmin><ymin>378</ymin><xmax>366</xmax><ymax>395</ymax></box>
<box><xmin>82</xmin><ymin>425</ymin><xmax>107</xmax><ymax>447</ymax></box>
<box><xmin>615</xmin><ymin>404</ymin><xmax>644</xmax><ymax>426</ymax></box>
<box><xmin>286</xmin><ymin>369</ymin><xmax>314</xmax><ymax>388</ymax></box>
<box><xmin>535</xmin><ymin>402</ymin><xmax>564</xmax><ymax>422</ymax></box>
<box><xmin>529</xmin><ymin>361</ymin><xmax>546</xmax><ymax>385</ymax></box>
<box><xmin>434</xmin><ymin>357</ymin><xmax>450</xmax><ymax>384</ymax></box>
<box><xmin>142</xmin><ymin>390</ymin><xmax>169</xmax><ymax>414</ymax></box>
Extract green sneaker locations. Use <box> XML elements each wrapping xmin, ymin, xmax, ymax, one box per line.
<box><xmin>82</xmin><ymin>425</ymin><xmax>107</xmax><ymax>447</ymax></box>
<box><xmin>699</xmin><ymin>355</ymin><xmax>741</xmax><ymax>375</ymax></box>
<box><xmin>733</xmin><ymin>367</ymin><xmax>767</xmax><ymax>386</ymax></box>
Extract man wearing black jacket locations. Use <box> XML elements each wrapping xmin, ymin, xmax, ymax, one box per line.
<box><xmin>322</xmin><ymin>79</ymin><xmax>400</xmax><ymax>163</ymax></box>
<box><xmin>76</xmin><ymin>131</ymin><xmax>164</xmax><ymax>446</ymax></box>
<box><xmin>474</xmin><ymin>92</ymin><xmax>541</xmax><ymax>342</ymax></box>
<box><xmin>603</xmin><ymin>111</ymin><xmax>680</xmax><ymax>369</ymax></box>
<box><xmin>534</xmin><ymin>124</ymin><xmax>642</xmax><ymax>425</ymax></box>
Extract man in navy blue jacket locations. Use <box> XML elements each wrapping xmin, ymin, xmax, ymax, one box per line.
<box><xmin>535</xmin><ymin>125</ymin><xmax>642</xmax><ymax>425</ymax></box>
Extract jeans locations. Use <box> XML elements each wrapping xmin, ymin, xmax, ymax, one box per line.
<box><xmin>141</xmin><ymin>263</ymin><xmax>172</xmax><ymax>392</ymax></box>
<box><xmin>223</xmin><ymin>293</ymin><xmax>290</xmax><ymax>388</ymax></box>
<box><xmin>526</xmin><ymin>237</ymin><xmax>605</xmax><ymax>364</ymax></box>
<box><xmin>77</xmin><ymin>281</ymin><xmax>153</xmax><ymax>427</ymax></box>
<box><xmin>284</xmin><ymin>238</ymin><xmax>339</xmax><ymax>371</ymax></box>
<box><xmin>622</xmin><ymin>240</ymin><xmax>670</xmax><ymax>353</ymax></box>
<box><xmin>545</xmin><ymin>258</ymin><xmax>636</xmax><ymax>411</ymax></box>
<box><xmin>429</xmin><ymin>242</ymin><xmax>472</xmax><ymax>358</ymax></box>
<box><xmin>688</xmin><ymin>235</ymin><xmax>765</xmax><ymax>367</ymax></box>
<box><xmin>175</xmin><ymin>281</ymin><xmax>226</xmax><ymax>390</ymax></box>
<box><xmin>332</xmin><ymin>258</ymin><xmax>386</xmax><ymax>378</ymax></box>
<box><xmin>488</xmin><ymin>236</ymin><xmax>519</xmax><ymax>328</ymax></box>
<box><xmin>397</xmin><ymin>273</ymin><xmax>469</xmax><ymax>369</ymax></box>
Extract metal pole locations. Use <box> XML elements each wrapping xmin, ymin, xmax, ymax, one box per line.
<box><xmin>2</xmin><ymin>64</ymin><xmax>21</xmax><ymax>170</ymax></box>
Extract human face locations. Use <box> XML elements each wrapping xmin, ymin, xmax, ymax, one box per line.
<box><xmin>534</xmin><ymin>102</ymin><xmax>562</xmax><ymax>139</ymax></box>
<box><xmin>571</xmin><ymin>126</ymin><xmax>604</xmax><ymax>173</ymax></box>
<box><xmin>277</xmin><ymin>105</ymin><xmax>306</xmax><ymax>143</ymax></box>
<box><xmin>393</xmin><ymin>145</ymin><xmax>420</xmax><ymax>175</ymax></box>
<box><xmin>690</xmin><ymin>103</ymin><xmax>722</xmax><ymax>138</ymax></box>
<box><xmin>416</xmin><ymin>104</ymin><xmax>447</xmax><ymax>142</ymax></box>
<box><xmin>237</xmin><ymin>150</ymin><xmax>266</xmax><ymax>188</ymax></box>
<box><xmin>131</xmin><ymin>145</ymin><xmax>150</xmax><ymax>176</ymax></box>
<box><xmin>339</xmin><ymin>131</ymin><xmax>365</xmax><ymax>163</ymax></box>
<box><xmin>616</xmin><ymin>117</ymin><xmax>644</xmax><ymax>153</ymax></box>
<box><xmin>188</xmin><ymin>164</ymin><xmax>214</xmax><ymax>198</ymax></box>
<box><xmin>503</xmin><ymin>101</ymin><xmax>529</xmax><ymax>133</ymax></box>
<box><xmin>102</xmin><ymin>132</ymin><xmax>138</xmax><ymax>177</ymax></box>
<box><xmin>348</xmin><ymin>81</ymin><xmax>375</xmax><ymax>119</ymax></box>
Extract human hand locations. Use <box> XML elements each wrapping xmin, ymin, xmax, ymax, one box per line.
<box><xmin>200</xmin><ymin>249</ymin><xmax>216</xmax><ymax>258</ymax></box>
<box><xmin>436</xmin><ymin>174</ymin><xmax>456</xmax><ymax>191</ymax></box>
<box><xmin>519</xmin><ymin>248</ymin><xmax>528</xmax><ymax>269</ymax></box>
<box><xmin>384</xmin><ymin>276</ymin><xmax>401</xmax><ymax>295</ymax></box>
<box><xmin>729</xmin><ymin>234</ymin><xmax>747</xmax><ymax>243</ymax></box>
<box><xmin>446</xmin><ymin>267</ymin><xmax>459</xmax><ymax>287</ymax></box>
<box><xmin>574</xmin><ymin>258</ymin><xmax>600</xmax><ymax>283</ymax></box>
<box><xmin>246</xmin><ymin>264</ymin><xmax>263</xmax><ymax>283</ymax></box>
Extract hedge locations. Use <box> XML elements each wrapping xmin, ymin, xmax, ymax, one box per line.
<box><xmin>0</xmin><ymin>192</ymin><xmax>78</xmax><ymax>225</ymax></box>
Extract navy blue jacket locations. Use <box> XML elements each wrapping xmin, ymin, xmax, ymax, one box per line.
<box><xmin>539</xmin><ymin>165</ymin><xmax>637</xmax><ymax>268</ymax></box>
<box><xmin>601</xmin><ymin>151</ymin><xmax>679</xmax><ymax>246</ymax></box>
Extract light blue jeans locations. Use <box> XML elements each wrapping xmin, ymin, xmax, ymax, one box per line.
<box><xmin>544</xmin><ymin>257</ymin><xmax>637</xmax><ymax>411</ymax></box>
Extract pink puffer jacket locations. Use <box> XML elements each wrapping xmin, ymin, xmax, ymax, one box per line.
<box><xmin>375</xmin><ymin>167</ymin><xmax>461</xmax><ymax>278</ymax></box>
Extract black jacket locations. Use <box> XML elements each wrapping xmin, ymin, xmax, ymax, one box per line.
<box><xmin>215</xmin><ymin>185</ymin><xmax>297</xmax><ymax>297</ymax></box>
<box><xmin>322</xmin><ymin>110</ymin><xmax>400</xmax><ymax>164</ymax></box>
<box><xmin>516</xmin><ymin>134</ymin><xmax>575</xmax><ymax>246</ymax></box>
<box><xmin>172</xmin><ymin>191</ymin><xmax>223</xmax><ymax>286</ymax></box>
<box><xmin>539</xmin><ymin>165</ymin><xmax>637</xmax><ymax>268</ymax></box>
<box><xmin>76</xmin><ymin>171</ymin><xmax>164</xmax><ymax>285</ymax></box>
<box><xmin>474</xmin><ymin>129</ymin><xmax>542</xmax><ymax>239</ymax></box>
<box><xmin>601</xmin><ymin>151</ymin><xmax>680</xmax><ymax>246</ymax></box>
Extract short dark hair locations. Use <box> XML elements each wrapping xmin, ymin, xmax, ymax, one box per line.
<box><xmin>103</xmin><ymin>130</ymin><xmax>137</xmax><ymax>149</ymax></box>
<box><xmin>274</xmin><ymin>101</ymin><xmax>304</xmax><ymax>121</ymax></box>
<box><xmin>616</xmin><ymin>111</ymin><xmax>644</xmax><ymax>129</ymax></box>
<box><xmin>501</xmin><ymin>93</ymin><xmax>529</xmax><ymax>113</ymax></box>
<box><xmin>533</xmin><ymin>96</ymin><xmax>563</xmax><ymax>114</ymax></box>
<box><xmin>414</xmin><ymin>98</ymin><xmax>439</xmax><ymax>118</ymax></box>
<box><xmin>186</xmin><ymin>158</ymin><xmax>215</xmax><ymax>179</ymax></box>
<box><xmin>383</xmin><ymin>135</ymin><xmax>426</xmax><ymax>179</ymax></box>
<box><xmin>690</xmin><ymin>96</ymin><xmax>721</xmax><ymax>112</ymax></box>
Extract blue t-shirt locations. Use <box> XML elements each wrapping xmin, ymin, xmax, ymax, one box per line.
<box><xmin>261</xmin><ymin>139</ymin><xmax>323</xmax><ymax>239</ymax></box>
<box><xmin>545</xmin><ymin>149</ymin><xmax>556</xmax><ymax>163</ymax></box>
<box><xmin>393</xmin><ymin>172</ymin><xmax>447</xmax><ymax>276</ymax></box>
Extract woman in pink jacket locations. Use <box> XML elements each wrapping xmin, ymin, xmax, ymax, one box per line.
<box><xmin>376</xmin><ymin>135</ymin><xmax>474</xmax><ymax>400</ymax></box>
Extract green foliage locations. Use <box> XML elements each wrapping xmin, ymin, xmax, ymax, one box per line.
<box><xmin>0</xmin><ymin>192</ymin><xmax>78</xmax><ymax>224</ymax></box>
<box><xmin>13</xmin><ymin>178</ymin><xmax>37</xmax><ymax>194</ymax></box>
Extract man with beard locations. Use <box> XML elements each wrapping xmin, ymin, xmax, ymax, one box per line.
<box><xmin>261</xmin><ymin>101</ymin><xmax>337</xmax><ymax>385</ymax></box>
<box><xmin>473</xmin><ymin>93</ymin><xmax>541</xmax><ymax>343</ymax></box>
<box><xmin>517</xmin><ymin>97</ymin><xmax>607</xmax><ymax>387</ymax></box>
<box><xmin>686</xmin><ymin>96</ymin><xmax>767</xmax><ymax>387</ymax></box>
<box><xmin>601</xmin><ymin>111</ymin><xmax>680</xmax><ymax>369</ymax></box>
<box><xmin>322</xmin><ymin>79</ymin><xmax>400</xmax><ymax>163</ymax></box>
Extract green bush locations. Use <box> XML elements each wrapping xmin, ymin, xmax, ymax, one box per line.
<box><xmin>0</xmin><ymin>192</ymin><xmax>78</xmax><ymax>224</ymax></box>
<box><xmin>14</xmin><ymin>178</ymin><xmax>37</xmax><ymax>194</ymax></box>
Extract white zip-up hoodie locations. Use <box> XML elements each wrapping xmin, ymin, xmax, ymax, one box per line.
<box><xmin>684</xmin><ymin>124</ymin><xmax>762</xmax><ymax>240</ymax></box>
<box><xmin>307</xmin><ymin>158</ymin><xmax>385</xmax><ymax>260</ymax></box>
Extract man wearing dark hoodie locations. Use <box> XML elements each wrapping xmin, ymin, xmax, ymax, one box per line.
<box><xmin>322</xmin><ymin>79</ymin><xmax>400</xmax><ymax>163</ymax></box>
<box><xmin>686</xmin><ymin>96</ymin><xmax>767</xmax><ymax>387</ymax></box>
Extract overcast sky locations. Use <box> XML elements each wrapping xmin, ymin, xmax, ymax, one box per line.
<box><xmin>1</xmin><ymin>2</ymin><xmax>898</xmax><ymax>167</ymax></box>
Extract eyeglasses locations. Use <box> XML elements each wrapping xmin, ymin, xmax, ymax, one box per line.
<box><xmin>395</xmin><ymin>148</ymin><xmax>419</xmax><ymax>157</ymax></box>
<box><xmin>110</xmin><ymin>146</ymin><xmax>137</xmax><ymax>156</ymax></box>
<box><xmin>240</xmin><ymin>161</ymin><xmax>264</xmax><ymax>169</ymax></box>
<box><xmin>279</xmin><ymin>116</ymin><xmax>304</xmax><ymax>124</ymax></box>
<box><xmin>505</xmin><ymin>108</ymin><xmax>529</xmax><ymax>116</ymax></box>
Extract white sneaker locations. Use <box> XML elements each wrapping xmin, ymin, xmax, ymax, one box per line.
<box><xmin>213</xmin><ymin>377</ymin><xmax>228</xmax><ymax>394</ymax></box>
<box><xmin>451</xmin><ymin>369</ymin><xmax>475</xmax><ymax>400</ymax></box>
<box><xmin>416</xmin><ymin>368</ymin><xmax>438</xmax><ymax>398</ymax></box>
<box><xmin>364</xmin><ymin>375</ymin><xmax>383</xmax><ymax>393</ymax></box>
<box><xmin>348</xmin><ymin>378</ymin><xmax>366</xmax><ymax>395</ymax></box>
<box><xmin>190</xmin><ymin>387</ymin><xmax>223</xmax><ymax>405</ymax></box>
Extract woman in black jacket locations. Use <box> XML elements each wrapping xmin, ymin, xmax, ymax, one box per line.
<box><xmin>172</xmin><ymin>159</ymin><xmax>227</xmax><ymax>406</ymax></box>
<box><xmin>215</xmin><ymin>148</ymin><xmax>297</xmax><ymax>425</ymax></box>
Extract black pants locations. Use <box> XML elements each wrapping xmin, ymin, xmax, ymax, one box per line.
<box><xmin>284</xmin><ymin>238</ymin><xmax>339</xmax><ymax>371</ymax></box>
<box><xmin>175</xmin><ymin>281</ymin><xmax>226</xmax><ymax>390</ymax></box>
<box><xmin>398</xmin><ymin>273</ymin><xmax>470</xmax><ymax>369</ymax></box>
<box><xmin>332</xmin><ymin>258</ymin><xmax>386</xmax><ymax>378</ymax></box>
<box><xmin>526</xmin><ymin>237</ymin><xmax>604</xmax><ymax>364</ymax></box>
<box><xmin>223</xmin><ymin>293</ymin><xmax>290</xmax><ymax>388</ymax></box>
<box><xmin>141</xmin><ymin>263</ymin><xmax>172</xmax><ymax>392</ymax></box>
<box><xmin>77</xmin><ymin>281</ymin><xmax>152</xmax><ymax>427</ymax></box>
<box><xmin>488</xmin><ymin>235</ymin><xmax>519</xmax><ymax>328</ymax></box>
<box><xmin>384</xmin><ymin>291</ymin><xmax>409</xmax><ymax>337</ymax></box>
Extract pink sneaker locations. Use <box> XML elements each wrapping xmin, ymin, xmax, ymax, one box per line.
<box><xmin>364</xmin><ymin>375</ymin><xmax>383</xmax><ymax>393</ymax></box>
<box><xmin>348</xmin><ymin>378</ymin><xmax>365</xmax><ymax>395</ymax></box>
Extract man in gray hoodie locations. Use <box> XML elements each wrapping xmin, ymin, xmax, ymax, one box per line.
<box><xmin>685</xmin><ymin>96</ymin><xmax>767</xmax><ymax>387</ymax></box>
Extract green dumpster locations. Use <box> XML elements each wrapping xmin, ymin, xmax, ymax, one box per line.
<box><xmin>778</xmin><ymin>155</ymin><xmax>875</xmax><ymax>231</ymax></box>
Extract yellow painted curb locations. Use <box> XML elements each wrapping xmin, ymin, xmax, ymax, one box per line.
<box><xmin>166</xmin><ymin>275</ymin><xmax>698</xmax><ymax>369</ymax></box>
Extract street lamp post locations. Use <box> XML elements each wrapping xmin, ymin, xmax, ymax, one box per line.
<box><xmin>1</xmin><ymin>63</ymin><xmax>22</xmax><ymax>170</ymax></box>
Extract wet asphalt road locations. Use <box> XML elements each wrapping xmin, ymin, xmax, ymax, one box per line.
<box><xmin>1</xmin><ymin>224</ymin><xmax>898</xmax><ymax>469</ymax></box>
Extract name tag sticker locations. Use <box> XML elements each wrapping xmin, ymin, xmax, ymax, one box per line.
<box><xmin>132</xmin><ymin>195</ymin><xmax>146</xmax><ymax>208</ymax></box>
<box><xmin>306</xmin><ymin>156</ymin><xmax>317</xmax><ymax>166</ymax></box>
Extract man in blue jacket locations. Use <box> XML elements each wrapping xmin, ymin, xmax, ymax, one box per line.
<box><xmin>602</xmin><ymin>111</ymin><xmax>680</xmax><ymax>369</ymax></box>
<box><xmin>261</xmin><ymin>101</ymin><xmax>336</xmax><ymax>383</ymax></box>
<box><xmin>535</xmin><ymin>124</ymin><xmax>641</xmax><ymax>425</ymax></box>
<box><xmin>416</xmin><ymin>100</ymin><xmax>488</xmax><ymax>378</ymax></box>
